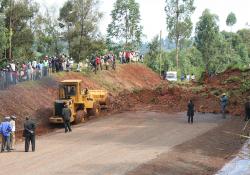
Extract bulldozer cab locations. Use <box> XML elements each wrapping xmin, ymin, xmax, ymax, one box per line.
<box><xmin>59</xmin><ymin>80</ymin><xmax>82</xmax><ymax>100</ymax></box>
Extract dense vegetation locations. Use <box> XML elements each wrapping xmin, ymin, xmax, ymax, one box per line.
<box><xmin>0</xmin><ymin>0</ymin><xmax>249</xmax><ymax>77</ymax></box>
<box><xmin>145</xmin><ymin>5</ymin><xmax>250</xmax><ymax>77</ymax></box>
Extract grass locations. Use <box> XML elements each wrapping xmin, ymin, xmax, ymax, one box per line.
<box><xmin>191</xmin><ymin>86</ymin><xmax>203</xmax><ymax>94</ymax></box>
<box><xmin>210</xmin><ymin>89</ymin><xmax>222</xmax><ymax>96</ymax></box>
<box><xmin>240</xmin><ymin>80</ymin><xmax>250</xmax><ymax>93</ymax></box>
<box><xmin>224</xmin><ymin>76</ymin><xmax>242</xmax><ymax>84</ymax></box>
<box><xmin>132</xmin><ymin>88</ymin><xmax>141</xmax><ymax>94</ymax></box>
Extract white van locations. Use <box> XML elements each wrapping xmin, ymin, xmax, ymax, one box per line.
<box><xmin>165</xmin><ymin>71</ymin><xmax>177</xmax><ymax>81</ymax></box>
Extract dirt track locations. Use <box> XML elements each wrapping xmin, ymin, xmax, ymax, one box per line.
<box><xmin>0</xmin><ymin>111</ymin><xmax>244</xmax><ymax>175</ymax></box>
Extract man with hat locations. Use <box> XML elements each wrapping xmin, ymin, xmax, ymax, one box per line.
<box><xmin>10</xmin><ymin>115</ymin><xmax>16</xmax><ymax>150</ymax></box>
<box><xmin>0</xmin><ymin>116</ymin><xmax>12</xmax><ymax>152</ymax></box>
<box><xmin>245</xmin><ymin>96</ymin><xmax>250</xmax><ymax>121</ymax></box>
<box><xmin>220</xmin><ymin>93</ymin><xmax>228</xmax><ymax>118</ymax></box>
<box><xmin>23</xmin><ymin>116</ymin><xmax>36</xmax><ymax>152</ymax></box>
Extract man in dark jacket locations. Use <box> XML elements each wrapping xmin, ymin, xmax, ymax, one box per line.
<box><xmin>187</xmin><ymin>100</ymin><xmax>195</xmax><ymax>124</ymax></box>
<box><xmin>220</xmin><ymin>93</ymin><xmax>228</xmax><ymax>119</ymax></box>
<box><xmin>23</xmin><ymin>116</ymin><xmax>36</xmax><ymax>152</ymax></box>
<box><xmin>245</xmin><ymin>97</ymin><xmax>250</xmax><ymax>121</ymax></box>
<box><xmin>62</xmin><ymin>103</ymin><xmax>72</xmax><ymax>133</ymax></box>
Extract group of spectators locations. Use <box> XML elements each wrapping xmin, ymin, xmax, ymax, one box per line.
<box><xmin>0</xmin><ymin>115</ymin><xmax>36</xmax><ymax>153</ymax></box>
<box><xmin>90</xmin><ymin>52</ymin><xmax>117</xmax><ymax>73</ymax></box>
<box><xmin>181</xmin><ymin>73</ymin><xmax>196</xmax><ymax>81</ymax></box>
<box><xmin>89</xmin><ymin>51</ymin><xmax>144</xmax><ymax>74</ymax></box>
<box><xmin>119</xmin><ymin>51</ymin><xmax>144</xmax><ymax>64</ymax></box>
<box><xmin>0</xmin><ymin>54</ymin><xmax>74</xmax><ymax>90</ymax></box>
<box><xmin>0</xmin><ymin>51</ymin><xmax>145</xmax><ymax>88</ymax></box>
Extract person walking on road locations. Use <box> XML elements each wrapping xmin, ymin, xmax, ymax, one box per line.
<box><xmin>10</xmin><ymin>115</ymin><xmax>16</xmax><ymax>150</ymax></box>
<box><xmin>220</xmin><ymin>93</ymin><xmax>228</xmax><ymax>119</ymax></box>
<box><xmin>23</xmin><ymin>116</ymin><xmax>36</xmax><ymax>152</ymax></box>
<box><xmin>62</xmin><ymin>103</ymin><xmax>72</xmax><ymax>133</ymax></box>
<box><xmin>245</xmin><ymin>97</ymin><xmax>250</xmax><ymax>121</ymax></box>
<box><xmin>0</xmin><ymin>116</ymin><xmax>12</xmax><ymax>152</ymax></box>
<box><xmin>187</xmin><ymin>100</ymin><xmax>195</xmax><ymax>124</ymax></box>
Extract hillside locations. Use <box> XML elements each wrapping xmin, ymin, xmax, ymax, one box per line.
<box><xmin>1</xmin><ymin>64</ymin><xmax>249</xmax><ymax>137</ymax></box>
<box><xmin>0</xmin><ymin>64</ymin><xmax>161</xmax><ymax>131</ymax></box>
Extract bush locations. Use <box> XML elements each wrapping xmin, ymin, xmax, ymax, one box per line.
<box><xmin>240</xmin><ymin>80</ymin><xmax>250</xmax><ymax>93</ymax></box>
<box><xmin>224</xmin><ymin>76</ymin><xmax>242</xmax><ymax>83</ymax></box>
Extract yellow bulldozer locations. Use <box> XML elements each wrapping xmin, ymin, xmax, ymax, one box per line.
<box><xmin>49</xmin><ymin>80</ymin><xmax>109</xmax><ymax>124</ymax></box>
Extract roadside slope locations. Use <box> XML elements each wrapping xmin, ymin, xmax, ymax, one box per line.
<box><xmin>0</xmin><ymin>64</ymin><xmax>161</xmax><ymax>131</ymax></box>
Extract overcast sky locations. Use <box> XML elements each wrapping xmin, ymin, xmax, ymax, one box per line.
<box><xmin>38</xmin><ymin>0</ymin><xmax>250</xmax><ymax>41</ymax></box>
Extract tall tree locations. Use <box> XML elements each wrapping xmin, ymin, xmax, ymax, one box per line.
<box><xmin>59</xmin><ymin>0</ymin><xmax>102</xmax><ymax>62</ymax></box>
<box><xmin>226</xmin><ymin>12</ymin><xmax>237</xmax><ymax>32</ymax></box>
<box><xmin>194</xmin><ymin>9</ymin><xmax>219</xmax><ymax>73</ymax></box>
<box><xmin>237</xmin><ymin>29</ymin><xmax>250</xmax><ymax>58</ymax></box>
<box><xmin>144</xmin><ymin>36</ymin><xmax>161</xmax><ymax>71</ymax></box>
<box><xmin>34</xmin><ymin>7</ymin><xmax>63</xmax><ymax>56</ymax></box>
<box><xmin>165</xmin><ymin>0</ymin><xmax>195</xmax><ymax>69</ymax></box>
<box><xmin>107</xmin><ymin>0</ymin><xmax>143</xmax><ymax>51</ymax></box>
<box><xmin>0</xmin><ymin>15</ymin><xmax>8</xmax><ymax>61</ymax></box>
<box><xmin>5</xmin><ymin>0</ymin><xmax>39</xmax><ymax>61</ymax></box>
<box><xmin>59</xmin><ymin>0</ymin><xmax>76</xmax><ymax>56</ymax></box>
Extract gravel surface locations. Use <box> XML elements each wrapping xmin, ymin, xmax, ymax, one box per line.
<box><xmin>0</xmin><ymin>111</ymin><xmax>236</xmax><ymax>175</ymax></box>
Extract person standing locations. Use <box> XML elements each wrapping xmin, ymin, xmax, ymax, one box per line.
<box><xmin>10</xmin><ymin>116</ymin><xmax>16</xmax><ymax>150</ymax></box>
<box><xmin>191</xmin><ymin>74</ymin><xmax>195</xmax><ymax>81</ymax></box>
<box><xmin>220</xmin><ymin>93</ymin><xmax>228</xmax><ymax>119</ymax></box>
<box><xmin>62</xmin><ymin>103</ymin><xmax>72</xmax><ymax>133</ymax></box>
<box><xmin>245</xmin><ymin>97</ymin><xmax>250</xmax><ymax>121</ymax></box>
<box><xmin>0</xmin><ymin>116</ymin><xmax>12</xmax><ymax>152</ymax></box>
<box><xmin>23</xmin><ymin>116</ymin><xmax>36</xmax><ymax>152</ymax></box>
<box><xmin>187</xmin><ymin>100</ymin><xmax>195</xmax><ymax>124</ymax></box>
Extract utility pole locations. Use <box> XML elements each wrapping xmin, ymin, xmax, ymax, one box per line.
<box><xmin>9</xmin><ymin>0</ymin><xmax>13</xmax><ymax>61</ymax></box>
<box><xmin>175</xmin><ymin>0</ymin><xmax>179</xmax><ymax>70</ymax></box>
<box><xmin>159</xmin><ymin>30</ymin><xmax>162</xmax><ymax>78</ymax></box>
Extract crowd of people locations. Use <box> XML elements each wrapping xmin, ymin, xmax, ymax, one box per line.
<box><xmin>0</xmin><ymin>55</ymin><xmax>74</xmax><ymax>90</ymax></box>
<box><xmin>89</xmin><ymin>51</ymin><xmax>144</xmax><ymax>74</ymax></box>
<box><xmin>119</xmin><ymin>51</ymin><xmax>144</xmax><ymax>64</ymax></box>
<box><xmin>89</xmin><ymin>52</ymin><xmax>117</xmax><ymax>74</ymax></box>
<box><xmin>0</xmin><ymin>51</ymin><xmax>144</xmax><ymax>88</ymax></box>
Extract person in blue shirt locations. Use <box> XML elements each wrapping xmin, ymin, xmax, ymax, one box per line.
<box><xmin>0</xmin><ymin>116</ymin><xmax>12</xmax><ymax>152</ymax></box>
<box><xmin>220</xmin><ymin>93</ymin><xmax>228</xmax><ymax>119</ymax></box>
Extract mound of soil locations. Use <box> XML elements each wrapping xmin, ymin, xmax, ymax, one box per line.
<box><xmin>1</xmin><ymin>65</ymin><xmax>248</xmax><ymax>137</ymax></box>
<box><xmin>0</xmin><ymin>64</ymin><xmax>161</xmax><ymax>131</ymax></box>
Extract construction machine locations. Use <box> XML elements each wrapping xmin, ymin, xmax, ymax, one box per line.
<box><xmin>49</xmin><ymin>80</ymin><xmax>108</xmax><ymax>124</ymax></box>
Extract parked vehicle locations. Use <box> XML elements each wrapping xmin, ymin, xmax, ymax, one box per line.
<box><xmin>165</xmin><ymin>71</ymin><xmax>177</xmax><ymax>81</ymax></box>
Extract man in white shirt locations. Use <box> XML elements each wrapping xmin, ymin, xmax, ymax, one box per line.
<box><xmin>191</xmin><ymin>74</ymin><xmax>195</xmax><ymax>81</ymax></box>
<box><xmin>10</xmin><ymin>116</ymin><xmax>16</xmax><ymax>150</ymax></box>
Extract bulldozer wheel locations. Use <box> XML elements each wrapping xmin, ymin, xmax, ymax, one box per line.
<box><xmin>105</xmin><ymin>97</ymin><xmax>110</xmax><ymax>106</ymax></box>
<box><xmin>87</xmin><ymin>102</ymin><xmax>101</xmax><ymax>117</ymax></box>
<box><xmin>75</xmin><ymin>110</ymin><xmax>85</xmax><ymax>124</ymax></box>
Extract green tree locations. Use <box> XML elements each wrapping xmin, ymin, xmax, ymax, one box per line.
<box><xmin>237</xmin><ymin>29</ymin><xmax>250</xmax><ymax>57</ymax></box>
<box><xmin>34</xmin><ymin>8</ymin><xmax>63</xmax><ymax>57</ymax></box>
<box><xmin>59</xmin><ymin>0</ymin><xmax>102</xmax><ymax>62</ymax></box>
<box><xmin>144</xmin><ymin>36</ymin><xmax>161</xmax><ymax>71</ymax></box>
<box><xmin>107</xmin><ymin>0</ymin><xmax>143</xmax><ymax>51</ymax></box>
<box><xmin>165</xmin><ymin>0</ymin><xmax>195</xmax><ymax>69</ymax></box>
<box><xmin>5</xmin><ymin>0</ymin><xmax>39</xmax><ymax>61</ymax></box>
<box><xmin>195</xmin><ymin>9</ymin><xmax>219</xmax><ymax>73</ymax></box>
<box><xmin>226</xmin><ymin>12</ymin><xmax>237</xmax><ymax>32</ymax></box>
<box><xmin>59</xmin><ymin>0</ymin><xmax>76</xmax><ymax>56</ymax></box>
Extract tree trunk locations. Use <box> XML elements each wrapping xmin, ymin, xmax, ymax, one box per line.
<box><xmin>175</xmin><ymin>0</ymin><xmax>179</xmax><ymax>69</ymax></box>
<box><xmin>67</xmin><ymin>25</ymin><xmax>71</xmax><ymax>57</ymax></box>
<box><xmin>125</xmin><ymin>9</ymin><xmax>128</xmax><ymax>47</ymax></box>
<box><xmin>175</xmin><ymin>39</ymin><xmax>179</xmax><ymax>69</ymax></box>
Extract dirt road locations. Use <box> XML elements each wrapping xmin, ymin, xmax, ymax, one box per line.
<box><xmin>0</xmin><ymin>111</ymin><xmax>243</xmax><ymax>175</ymax></box>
